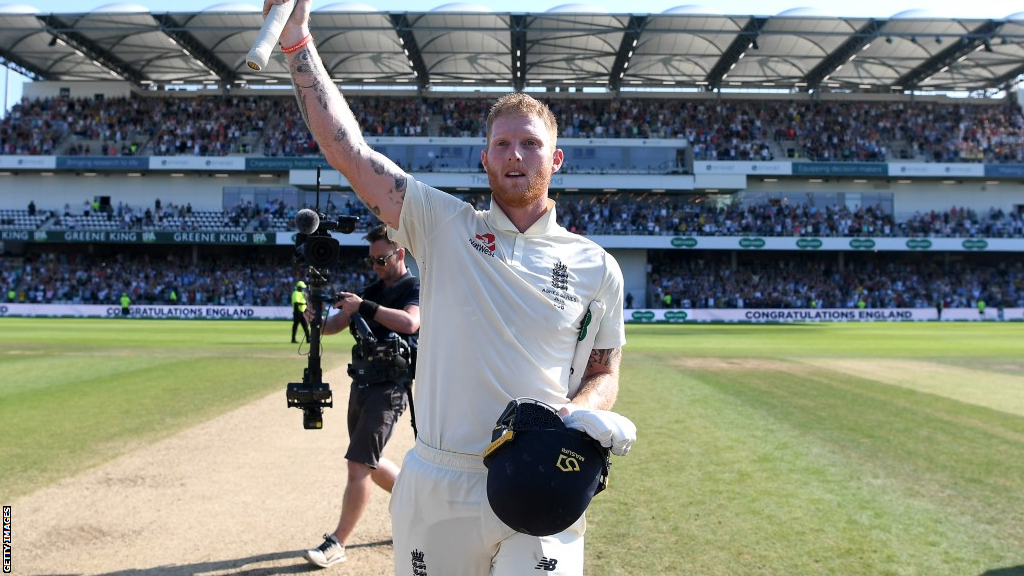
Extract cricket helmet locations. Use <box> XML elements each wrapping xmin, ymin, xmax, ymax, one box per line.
<box><xmin>482</xmin><ymin>398</ymin><xmax>610</xmax><ymax>537</ymax></box>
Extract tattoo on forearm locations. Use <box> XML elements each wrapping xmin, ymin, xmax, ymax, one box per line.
<box><xmin>368</xmin><ymin>159</ymin><xmax>408</xmax><ymax>206</ymax></box>
<box><xmin>348</xmin><ymin>175</ymin><xmax>382</xmax><ymax>215</ymax></box>
<box><xmin>292</xmin><ymin>48</ymin><xmax>338</xmax><ymax>139</ymax></box>
<box><xmin>370</xmin><ymin>158</ymin><xmax>387</xmax><ymax>176</ymax></box>
<box><xmin>588</xmin><ymin>348</ymin><xmax>620</xmax><ymax>368</ymax></box>
<box><xmin>293</xmin><ymin>85</ymin><xmax>311</xmax><ymax>128</ymax></box>
<box><xmin>292</xmin><ymin>51</ymin><xmax>318</xmax><ymax>128</ymax></box>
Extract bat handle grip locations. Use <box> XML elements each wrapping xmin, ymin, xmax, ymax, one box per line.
<box><xmin>246</xmin><ymin>2</ymin><xmax>295</xmax><ymax>71</ymax></box>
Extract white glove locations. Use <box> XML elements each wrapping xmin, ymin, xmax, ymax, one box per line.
<box><xmin>563</xmin><ymin>409</ymin><xmax>637</xmax><ymax>456</ymax></box>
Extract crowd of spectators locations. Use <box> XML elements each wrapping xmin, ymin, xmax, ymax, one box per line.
<box><xmin>766</xmin><ymin>99</ymin><xmax>1024</xmax><ymax>163</ymax></box>
<box><xmin>1</xmin><ymin>250</ymin><xmax>372</xmax><ymax>308</ymax></box>
<box><xmin>553</xmin><ymin>195</ymin><xmax>1024</xmax><ymax>238</ymax></box>
<box><xmin>768</xmin><ymin>100</ymin><xmax>891</xmax><ymax>161</ymax></box>
<box><xmin>6</xmin><ymin>193</ymin><xmax>1023</xmax><ymax>239</ymax></box>
<box><xmin>4</xmin><ymin>249</ymin><xmax>1021</xmax><ymax>311</ymax></box>
<box><xmin>145</xmin><ymin>96</ymin><xmax>272</xmax><ymax>156</ymax></box>
<box><xmin>0</xmin><ymin>97</ymin><xmax>68</xmax><ymax>154</ymax></box>
<box><xmin>3</xmin><ymin>94</ymin><xmax>1022</xmax><ymax>163</ymax></box>
<box><xmin>8</xmin><ymin>194</ymin><xmax>380</xmax><ymax>235</ymax></box>
<box><xmin>899</xmin><ymin>101</ymin><xmax>1024</xmax><ymax>163</ymax></box>
<box><xmin>649</xmin><ymin>255</ymin><xmax>1024</xmax><ymax>310</ymax></box>
<box><xmin>0</xmin><ymin>95</ymin><xmax>276</xmax><ymax>157</ymax></box>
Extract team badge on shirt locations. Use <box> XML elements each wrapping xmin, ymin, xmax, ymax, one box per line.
<box><xmin>543</xmin><ymin>260</ymin><xmax>580</xmax><ymax>310</ymax></box>
<box><xmin>551</xmin><ymin>261</ymin><xmax>569</xmax><ymax>291</ymax></box>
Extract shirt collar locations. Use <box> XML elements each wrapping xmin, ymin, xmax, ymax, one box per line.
<box><xmin>486</xmin><ymin>197</ymin><xmax>558</xmax><ymax>236</ymax></box>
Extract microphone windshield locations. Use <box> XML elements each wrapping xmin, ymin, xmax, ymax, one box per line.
<box><xmin>295</xmin><ymin>209</ymin><xmax>320</xmax><ymax>235</ymax></box>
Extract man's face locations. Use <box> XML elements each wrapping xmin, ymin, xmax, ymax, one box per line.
<box><xmin>367</xmin><ymin>239</ymin><xmax>401</xmax><ymax>282</ymax></box>
<box><xmin>481</xmin><ymin>114</ymin><xmax>563</xmax><ymax>210</ymax></box>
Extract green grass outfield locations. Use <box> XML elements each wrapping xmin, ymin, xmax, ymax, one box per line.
<box><xmin>2</xmin><ymin>319</ymin><xmax>1023</xmax><ymax>575</ymax></box>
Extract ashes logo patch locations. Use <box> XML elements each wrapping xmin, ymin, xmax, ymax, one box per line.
<box><xmin>469</xmin><ymin>232</ymin><xmax>496</xmax><ymax>257</ymax></box>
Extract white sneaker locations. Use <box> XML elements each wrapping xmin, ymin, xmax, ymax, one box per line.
<box><xmin>304</xmin><ymin>534</ymin><xmax>346</xmax><ymax>568</ymax></box>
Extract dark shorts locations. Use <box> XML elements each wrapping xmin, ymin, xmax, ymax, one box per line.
<box><xmin>345</xmin><ymin>381</ymin><xmax>408</xmax><ymax>468</ymax></box>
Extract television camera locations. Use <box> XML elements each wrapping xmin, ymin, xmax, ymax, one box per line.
<box><xmin>347</xmin><ymin>313</ymin><xmax>413</xmax><ymax>386</ymax></box>
<box><xmin>286</xmin><ymin>184</ymin><xmax>360</xmax><ymax>429</ymax></box>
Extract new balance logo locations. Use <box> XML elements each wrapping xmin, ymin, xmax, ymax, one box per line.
<box><xmin>535</xmin><ymin>557</ymin><xmax>558</xmax><ymax>571</ymax></box>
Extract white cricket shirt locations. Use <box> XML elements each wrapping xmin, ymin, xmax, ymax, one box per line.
<box><xmin>390</xmin><ymin>178</ymin><xmax>626</xmax><ymax>456</ymax></box>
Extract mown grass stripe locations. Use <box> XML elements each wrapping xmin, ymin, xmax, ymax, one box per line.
<box><xmin>805</xmin><ymin>359</ymin><xmax>1024</xmax><ymax>417</ymax></box>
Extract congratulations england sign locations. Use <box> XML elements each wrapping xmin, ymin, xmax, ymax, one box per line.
<box><xmin>0</xmin><ymin>304</ymin><xmax>290</xmax><ymax>319</ymax></box>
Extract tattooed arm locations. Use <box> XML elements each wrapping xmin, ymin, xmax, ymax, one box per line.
<box><xmin>268</xmin><ymin>0</ymin><xmax>407</xmax><ymax>228</ymax></box>
<box><xmin>566</xmin><ymin>347</ymin><xmax>622</xmax><ymax>411</ymax></box>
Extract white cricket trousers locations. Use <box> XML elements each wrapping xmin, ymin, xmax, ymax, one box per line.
<box><xmin>390</xmin><ymin>440</ymin><xmax>586</xmax><ymax>576</ymax></box>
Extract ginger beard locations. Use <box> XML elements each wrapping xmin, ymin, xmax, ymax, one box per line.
<box><xmin>486</xmin><ymin>162</ymin><xmax>552</xmax><ymax>209</ymax></box>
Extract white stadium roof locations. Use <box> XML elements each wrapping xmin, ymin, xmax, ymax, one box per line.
<box><xmin>0</xmin><ymin>2</ymin><xmax>1022</xmax><ymax>93</ymax></box>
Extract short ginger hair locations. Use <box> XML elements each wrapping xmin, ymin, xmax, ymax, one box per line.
<box><xmin>485</xmin><ymin>93</ymin><xmax>558</xmax><ymax>146</ymax></box>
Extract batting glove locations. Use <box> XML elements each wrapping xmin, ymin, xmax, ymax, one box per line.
<box><xmin>563</xmin><ymin>409</ymin><xmax>637</xmax><ymax>456</ymax></box>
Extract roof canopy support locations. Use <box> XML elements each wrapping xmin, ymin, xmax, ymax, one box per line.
<box><xmin>0</xmin><ymin>50</ymin><xmax>46</xmax><ymax>81</ymax></box>
<box><xmin>803</xmin><ymin>19</ymin><xmax>885</xmax><ymax>91</ymax></box>
<box><xmin>154</xmin><ymin>14</ymin><xmax>237</xmax><ymax>86</ymax></box>
<box><xmin>38</xmin><ymin>14</ymin><xmax>143</xmax><ymax>85</ymax></box>
<box><xmin>510</xmin><ymin>14</ymin><xmax>528</xmax><ymax>92</ymax></box>
<box><xmin>705</xmin><ymin>17</ymin><xmax>766</xmax><ymax>91</ymax></box>
<box><xmin>896</xmin><ymin>20</ymin><xmax>1004</xmax><ymax>90</ymax></box>
<box><xmin>607</xmin><ymin>15</ymin><xmax>647</xmax><ymax>93</ymax></box>
<box><xmin>389</xmin><ymin>13</ymin><xmax>429</xmax><ymax>91</ymax></box>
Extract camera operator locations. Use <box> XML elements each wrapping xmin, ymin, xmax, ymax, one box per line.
<box><xmin>302</xmin><ymin>224</ymin><xmax>420</xmax><ymax>569</ymax></box>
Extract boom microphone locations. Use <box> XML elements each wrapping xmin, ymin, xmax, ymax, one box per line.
<box><xmin>246</xmin><ymin>1</ymin><xmax>295</xmax><ymax>71</ymax></box>
<box><xmin>295</xmin><ymin>208</ymin><xmax>320</xmax><ymax>235</ymax></box>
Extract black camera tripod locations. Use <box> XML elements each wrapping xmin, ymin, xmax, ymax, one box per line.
<box><xmin>287</xmin><ymin>266</ymin><xmax>335</xmax><ymax>429</ymax></box>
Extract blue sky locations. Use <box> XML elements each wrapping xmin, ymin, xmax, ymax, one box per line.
<box><xmin>3</xmin><ymin>0</ymin><xmax>1023</xmax><ymax>111</ymax></box>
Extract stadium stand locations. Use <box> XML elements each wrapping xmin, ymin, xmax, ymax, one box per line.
<box><xmin>3</xmin><ymin>95</ymin><xmax>1023</xmax><ymax>164</ymax></box>
<box><xmin>647</xmin><ymin>253</ymin><xmax>1024</xmax><ymax>310</ymax></box>
<box><xmin>0</xmin><ymin>208</ymin><xmax>49</xmax><ymax>230</ymax></box>
<box><xmin>0</xmin><ymin>249</ymin><xmax>368</xmax><ymax>307</ymax></box>
<box><xmin>4</xmin><ymin>193</ymin><xmax>1023</xmax><ymax>239</ymax></box>
<box><xmin>4</xmin><ymin>248</ymin><xmax>1021</xmax><ymax>311</ymax></box>
<box><xmin>2</xmin><ymin>89</ymin><xmax>1023</xmax><ymax>312</ymax></box>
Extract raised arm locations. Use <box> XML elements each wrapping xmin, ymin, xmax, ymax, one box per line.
<box><xmin>267</xmin><ymin>0</ymin><xmax>408</xmax><ymax>228</ymax></box>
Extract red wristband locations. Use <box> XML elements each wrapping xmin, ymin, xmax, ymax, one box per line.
<box><xmin>281</xmin><ymin>34</ymin><xmax>312</xmax><ymax>54</ymax></box>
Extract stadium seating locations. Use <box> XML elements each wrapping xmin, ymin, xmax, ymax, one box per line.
<box><xmin>3</xmin><ymin>93</ymin><xmax>1023</xmax><ymax>310</ymax></box>
<box><xmin>0</xmin><ymin>209</ymin><xmax>49</xmax><ymax>230</ymax></box>
<box><xmin>3</xmin><ymin>94</ymin><xmax>1022</xmax><ymax>163</ymax></box>
<box><xmin>3</xmin><ymin>191</ymin><xmax>1022</xmax><ymax>239</ymax></box>
<box><xmin>4</xmin><ymin>249</ymin><xmax>1020</xmax><ymax>309</ymax></box>
<box><xmin>648</xmin><ymin>254</ymin><xmax>1023</xmax><ymax>310</ymax></box>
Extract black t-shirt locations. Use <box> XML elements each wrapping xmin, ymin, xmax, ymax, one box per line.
<box><xmin>353</xmin><ymin>271</ymin><xmax>420</xmax><ymax>353</ymax></box>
